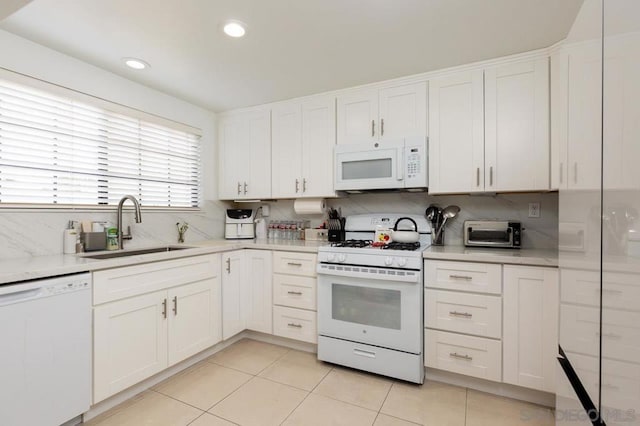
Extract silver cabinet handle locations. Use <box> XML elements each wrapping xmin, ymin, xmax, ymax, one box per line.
<box><xmin>476</xmin><ymin>167</ymin><xmax>480</xmax><ymax>187</ymax></box>
<box><xmin>597</xmin><ymin>332</ymin><xmax>621</xmax><ymax>339</ymax></box>
<box><xmin>287</xmin><ymin>323</ymin><xmax>302</xmax><ymax>328</ymax></box>
<box><xmin>162</xmin><ymin>298</ymin><xmax>167</xmax><ymax>319</ymax></box>
<box><xmin>574</xmin><ymin>162</ymin><xmax>578</xmax><ymax>184</ymax></box>
<box><xmin>371</xmin><ymin>119</ymin><xmax>375</xmax><ymax>137</ymax></box>
<box><xmin>237</xmin><ymin>182</ymin><xmax>241</xmax><ymax>195</ymax></box>
<box><xmin>449</xmin><ymin>311</ymin><xmax>473</xmax><ymax>318</ymax></box>
<box><xmin>295</xmin><ymin>178</ymin><xmax>300</xmax><ymax>193</ymax></box>
<box><xmin>287</xmin><ymin>291</ymin><xmax>303</xmax><ymax>295</ymax></box>
<box><xmin>226</xmin><ymin>257</ymin><xmax>231</xmax><ymax>274</ymax></box>
<box><xmin>489</xmin><ymin>166</ymin><xmax>493</xmax><ymax>186</ymax></box>
<box><xmin>381</xmin><ymin>118</ymin><xmax>384</xmax><ymax>136</ymax></box>
<box><xmin>302</xmin><ymin>178</ymin><xmax>307</xmax><ymax>192</ymax></box>
<box><xmin>243</xmin><ymin>181</ymin><xmax>248</xmax><ymax>195</ymax></box>
<box><xmin>172</xmin><ymin>296</ymin><xmax>178</xmax><ymax>315</ymax></box>
<box><xmin>287</xmin><ymin>262</ymin><xmax>302</xmax><ymax>266</ymax></box>
<box><xmin>449</xmin><ymin>274</ymin><xmax>473</xmax><ymax>280</ymax></box>
<box><xmin>450</xmin><ymin>352</ymin><xmax>473</xmax><ymax>361</ymax></box>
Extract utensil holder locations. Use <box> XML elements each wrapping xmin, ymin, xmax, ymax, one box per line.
<box><xmin>431</xmin><ymin>228</ymin><xmax>445</xmax><ymax>246</ymax></box>
<box><xmin>81</xmin><ymin>231</ymin><xmax>107</xmax><ymax>251</ymax></box>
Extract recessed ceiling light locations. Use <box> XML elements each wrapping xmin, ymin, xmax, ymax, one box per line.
<box><xmin>123</xmin><ymin>57</ymin><xmax>150</xmax><ymax>70</ymax></box>
<box><xmin>223</xmin><ymin>20</ymin><xmax>247</xmax><ymax>38</ymax></box>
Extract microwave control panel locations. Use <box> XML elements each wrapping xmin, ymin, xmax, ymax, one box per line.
<box><xmin>404</xmin><ymin>142</ymin><xmax>427</xmax><ymax>188</ymax></box>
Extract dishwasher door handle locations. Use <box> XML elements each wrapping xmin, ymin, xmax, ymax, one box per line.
<box><xmin>0</xmin><ymin>287</ymin><xmax>42</xmax><ymax>306</ymax></box>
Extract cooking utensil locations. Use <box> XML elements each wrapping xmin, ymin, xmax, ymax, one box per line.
<box><xmin>425</xmin><ymin>205</ymin><xmax>439</xmax><ymax>223</ymax></box>
<box><xmin>391</xmin><ymin>217</ymin><xmax>420</xmax><ymax>243</ymax></box>
<box><xmin>434</xmin><ymin>205</ymin><xmax>460</xmax><ymax>243</ymax></box>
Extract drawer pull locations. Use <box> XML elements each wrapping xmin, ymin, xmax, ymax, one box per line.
<box><xmin>449</xmin><ymin>274</ymin><xmax>473</xmax><ymax>280</ymax></box>
<box><xmin>597</xmin><ymin>332</ymin><xmax>621</xmax><ymax>339</ymax></box>
<box><xmin>287</xmin><ymin>262</ymin><xmax>303</xmax><ymax>266</ymax></box>
<box><xmin>602</xmin><ymin>289</ymin><xmax>623</xmax><ymax>295</ymax></box>
<box><xmin>354</xmin><ymin>348</ymin><xmax>376</xmax><ymax>358</ymax></box>
<box><xmin>287</xmin><ymin>291</ymin><xmax>303</xmax><ymax>295</ymax></box>
<box><xmin>449</xmin><ymin>352</ymin><xmax>473</xmax><ymax>361</ymax></box>
<box><xmin>287</xmin><ymin>323</ymin><xmax>303</xmax><ymax>328</ymax></box>
<box><xmin>449</xmin><ymin>311</ymin><xmax>473</xmax><ymax>318</ymax></box>
<box><xmin>162</xmin><ymin>298</ymin><xmax>167</xmax><ymax>319</ymax></box>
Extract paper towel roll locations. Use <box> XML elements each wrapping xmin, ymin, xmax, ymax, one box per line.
<box><xmin>294</xmin><ymin>198</ymin><xmax>326</xmax><ymax>215</ymax></box>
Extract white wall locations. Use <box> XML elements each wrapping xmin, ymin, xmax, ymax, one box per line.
<box><xmin>0</xmin><ymin>30</ymin><xmax>231</xmax><ymax>259</ymax></box>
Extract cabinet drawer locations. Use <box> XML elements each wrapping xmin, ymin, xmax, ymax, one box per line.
<box><xmin>273</xmin><ymin>251</ymin><xmax>317</xmax><ymax>276</ymax></box>
<box><xmin>425</xmin><ymin>260</ymin><xmax>502</xmax><ymax>294</ymax></box>
<box><xmin>425</xmin><ymin>329</ymin><xmax>502</xmax><ymax>382</ymax></box>
<box><xmin>94</xmin><ymin>254</ymin><xmax>218</xmax><ymax>305</ymax></box>
<box><xmin>425</xmin><ymin>289</ymin><xmax>501</xmax><ymax>338</ymax></box>
<box><xmin>273</xmin><ymin>274</ymin><xmax>316</xmax><ymax>311</ymax></box>
<box><xmin>273</xmin><ymin>306</ymin><xmax>317</xmax><ymax>344</ymax></box>
<box><xmin>561</xmin><ymin>269</ymin><xmax>640</xmax><ymax>311</ymax></box>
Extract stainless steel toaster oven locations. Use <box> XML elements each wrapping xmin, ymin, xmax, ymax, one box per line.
<box><xmin>464</xmin><ymin>220</ymin><xmax>522</xmax><ymax>248</ymax></box>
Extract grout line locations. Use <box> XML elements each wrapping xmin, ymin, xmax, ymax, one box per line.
<box><xmin>149</xmin><ymin>389</ymin><xmax>207</xmax><ymax>412</ymax></box>
<box><xmin>185</xmin><ymin>412</ymin><xmax>207</xmax><ymax>426</ymax></box>
<box><xmin>464</xmin><ymin>387</ymin><xmax>469</xmax><ymax>426</ymax></box>
<box><xmin>277</xmin><ymin>365</ymin><xmax>335</xmax><ymax>425</ymax></box>
<box><xmin>378</xmin><ymin>380</ymin><xmax>394</xmax><ymax>414</ymax></box>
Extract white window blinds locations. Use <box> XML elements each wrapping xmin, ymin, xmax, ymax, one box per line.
<box><xmin>0</xmin><ymin>78</ymin><xmax>201</xmax><ymax>208</ymax></box>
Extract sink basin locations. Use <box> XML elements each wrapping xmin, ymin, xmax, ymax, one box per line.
<box><xmin>83</xmin><ymin>246</ymin><xmax>192</xmax><ymax>259</ymax></box>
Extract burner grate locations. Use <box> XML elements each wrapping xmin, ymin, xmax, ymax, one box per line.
<box><xmin>330</xmin><ymin>239</ymin><xmax>373</xmax><ymax>248</ymax></box>
<box><xmin>382</xmin><ymin>241</ymin><xmax>421</xmax><ymax>251</ymax></box>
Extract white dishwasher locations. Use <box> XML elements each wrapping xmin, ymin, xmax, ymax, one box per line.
<box><xmin>0</xmin><ymin>273</ymin><xmax>92</xmax><ymax>426</ymax></box>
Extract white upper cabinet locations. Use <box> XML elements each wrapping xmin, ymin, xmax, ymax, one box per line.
<box><xmin>429</xmin><ymin>57</ymin><xmax>550</xmax><ymax>194</ymax></box>
<box><xmin>272</xmin><ymin>95</ymin><xmax>336</xmax><ymax>198</ymax></box>
<box><xmin>428</xmin><ymin>70</ymin><xmax>485</xmax><ymax>194</ymax></box>
<box><xmin>484</xmin><ymin>58</ymin><xmax>550</xmax><ymax>192</ymax></box>
<box><xmin>554</xmin><ymin>35</ymin><xmax>640</xmax><ymax>191</ymax></box>
<box><xmin>218</xmin><ymin>108</ymin><xmax>271</xmax><ymax>200</ymax></box>
<box><xmin>337</xmin><ymin>82</ymin><xmax>427</xmax><ymax>144</ymax></box>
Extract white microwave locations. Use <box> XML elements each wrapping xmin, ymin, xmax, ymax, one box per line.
<box><xmin>334</xmin><ymin>137</ymin><xmax>428</xmax><ymax>191</ymax></box>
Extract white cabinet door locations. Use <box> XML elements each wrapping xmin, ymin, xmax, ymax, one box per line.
<box><xmin>219</xmin><ymin>109</ymin><xmax>271</xmax><ymax>200</ymax></box>
<box><xmin>485</xmin><ymin>58</ymin><xmax>550</xmax><ymax>192</ymax></box>
<box><xmin>567</xmin><ymin>42</ymin><xmax>602</xmax><ymax>190</ymax></box>
<box><xmin>167</xmin><ymin>276</ymin><xmax>221</xmax><ymax>366</ymax></box>
<box><xmin>271</xmin><ymin>103</ymin><xmax>303</xmax><ymax>198</ymax></box>
<box><xmin>93</xmin><ymin>291</ymin><xmax>168</xmax><ymax>403</ymax></box>
<box><xmin>301</xmin><ymin>96</ymin><xmax>336</xmax><ymax>197</ymax></box>
<box><xmin>550</xmin><ymin>49</ymin><xmax>569</xmax><ymax>190</ymax></box>
<box><xmin>428</xmin><ymin>70</ymin><xmax>485</xmax><ymax>194</ymax></box>
<box><xmin>221</xmin><ymin>251</ymin><xmax>245</xmax><ymax>340</ymax></box>
<box><xmin>246</xmin><ymin>109</ymin><xmax>272</xmax><ymax>199</ymax></box>
<box><xmin>503</xmin><ymin>265</ymin><xmax>559</xmax><ymax>393</ymax></box>
<box><xmin>336</xmin><ymin>89</ymin><xmax>379</xmax><ymax>144</ymax></box>
<box><xmin>379</xmin><ymin>82</ymin><xmax>427</xmax><ymax>141</ymax></box>
<box><xmin>245</xmin><ymin>250</ymin><xmax>273</xmax><ymax>334</ymax></box>
<box><xmin>218</xmin><ymin>115</ymin><xmax>249</xmax><ymax>199</ymax></box>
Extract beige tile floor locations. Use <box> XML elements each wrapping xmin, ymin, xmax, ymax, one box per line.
<box><xmin>85</xmin><ymin>338</ymin><xmax>554</xmax><ymax>426</ymax></box>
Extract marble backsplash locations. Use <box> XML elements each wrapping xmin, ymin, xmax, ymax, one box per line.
<box><xmin>255</xmin><ymin>192</ymin><xmax>559</xmax><ymax>250</ymax></box>
<box><xmin>0</xmin><ymin>200</ymin><xmax>232</xmax><ymax>260</ymax></box>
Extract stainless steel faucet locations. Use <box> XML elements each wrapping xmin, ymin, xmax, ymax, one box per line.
<box><xmin>117</xmin><ymin>195</ymin><xmax>142</xmax><ymax>249</ymax></box>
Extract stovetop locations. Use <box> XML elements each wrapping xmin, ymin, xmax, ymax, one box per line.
<box><xmin>330</xmin><ymin>240</ymin><xmax>422</xmax><ymax>251</ymax></box>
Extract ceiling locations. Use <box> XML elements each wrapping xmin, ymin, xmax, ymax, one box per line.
<box><xmin>0</xmin><ymin>0</ymin><xmax>583</xmax><ymax>112</ymax></box>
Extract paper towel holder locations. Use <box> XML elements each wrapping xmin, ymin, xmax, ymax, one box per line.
<box><xmin>293</xmin><ymin>198</ymin><xmax>327</xmax><ymax>215</ymax></box>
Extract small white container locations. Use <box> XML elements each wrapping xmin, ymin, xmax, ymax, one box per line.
<box><xmin>63</xmin><ymin>229</ymin><xmax>78</xmax><ymax>254</ymax></box>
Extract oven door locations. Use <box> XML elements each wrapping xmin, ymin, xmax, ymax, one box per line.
<box><xmin>334</xmin><ymin>142</ymin><xmax>404</xmax><ymax>190</ymax></box>
<box><xmin>317</xmin><ymin>265</ymin><xmax>423</xmax><ymax>354</ymax></box>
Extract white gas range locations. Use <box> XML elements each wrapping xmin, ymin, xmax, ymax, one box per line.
<box><xmin>316</xmin><ymin>213</ymin><xmax>430</xmax><ymax>384</ymax></box>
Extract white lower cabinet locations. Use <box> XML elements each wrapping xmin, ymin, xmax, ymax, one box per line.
<box><xmin>272</xmin><ymin>251</ymin><xmax>318</xmax><ymax>344</ymax></box>
<box><xmin>221</xmin><ymin>250</ymin><xmax>273</xmax><ymax>339</ymax></box>
<box><xmin>425</xmin><ymin>259</ymin><xmax>559</xmax><ymax>392</ymax></box>
<box><xmin>425</xmin><ymin>329</ymin><xmax>502</xmax><ymax>382</ymax></box>
<box><xmin>93</xmin><ymin>254</ymin><xmax>221</xmax><ymax>403</ymax></box>
<box><xmin>502</xmin><ymin>265</ymin><xmax>559</xmax><ymax>393</ymax></box>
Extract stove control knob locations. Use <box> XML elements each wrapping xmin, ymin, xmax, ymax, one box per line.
<box><xmin>397</xmin><ymin>257</ymin><xmax>408</xmax><ymax>267</ymax></box>
<box><xmin>326</xmin><ymin>253</ymin><xmax>335</xmax><ymax>262</ymax></box>
<box><xmin>384</xmin><ymin>257</ymin><xmax>394</xmax><ymax>266</ymax></box>
<box><xmin>338</xmin><ymin>254</ymin><xmax>347</xmax><ymax>263</ymax></box>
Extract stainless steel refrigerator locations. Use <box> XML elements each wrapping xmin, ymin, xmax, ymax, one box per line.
<box><xmin>557</xmin><ymin>1</ymin><xmax>640</xmax><ymax>425</ymax></box>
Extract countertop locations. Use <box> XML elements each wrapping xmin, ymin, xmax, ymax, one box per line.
<box><xmin>423</xmin><ymin>245</ymin><xmax>558</xmax><ymax>267</ymax></box>
<box><xmin>0</xmin><ymin>239</ymin><xmax>559</xmax><ymax>286</ymax></box>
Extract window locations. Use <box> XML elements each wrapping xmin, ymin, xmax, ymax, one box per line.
<box><xmin>0</xmin><ymin>78</ymin><xmax>201</xmax><ymax>208</ymax></box>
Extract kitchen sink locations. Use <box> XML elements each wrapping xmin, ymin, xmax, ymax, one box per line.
<box><xmin>83</xmin><ymin>246</ymin><xmax>193</xmax><ymax>259</ymax></box>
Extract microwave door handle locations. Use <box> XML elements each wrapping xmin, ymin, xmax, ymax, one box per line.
<box><xmin>397</xmin><ymin>147</ymin><xmax>404</xmax><ymax>181</ymax></box>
